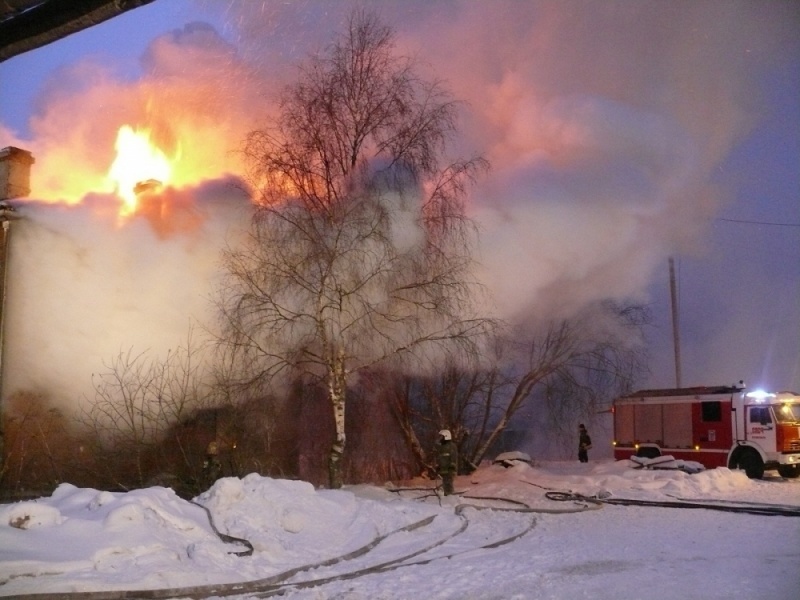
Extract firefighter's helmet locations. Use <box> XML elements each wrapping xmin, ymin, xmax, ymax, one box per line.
<box><xmin>439</xmin><ymin>429</ymin><xmax>452</xmax><ymax>441</ymax></box>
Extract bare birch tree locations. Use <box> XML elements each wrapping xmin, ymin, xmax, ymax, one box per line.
<box><xmin>217</xmin><ymin>10</ymin><xmax>490</xmax><ymax>488</ymax></box>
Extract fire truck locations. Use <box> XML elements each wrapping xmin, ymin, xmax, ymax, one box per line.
<box><xmin>612</xmin><ymin>383</ymin><xmax>800</xmax><ymax>479</ymax></box>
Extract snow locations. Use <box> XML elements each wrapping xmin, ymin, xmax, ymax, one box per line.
<box><xmin>1</xmin><ymin>460</ymin><xmax>798</xmax><ymax>599</ymax></box>
<box><xmin>493</xmin><ymin>451</ymin><xmax>532</xmax><ymax>466</ymax></box>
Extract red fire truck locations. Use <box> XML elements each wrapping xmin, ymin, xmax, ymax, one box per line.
<box><xmin>612</xmin><ymin>383</ymin><xmax>800</xmax><ymax>479</ymax></box>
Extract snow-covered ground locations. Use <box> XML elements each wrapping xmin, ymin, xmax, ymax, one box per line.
<box><xmin>1</xmin><ymin>459</ymin><xmax>798</xmax><ymax>599</ymax></box>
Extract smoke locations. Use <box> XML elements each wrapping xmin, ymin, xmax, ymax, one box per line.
<box><xmin>2</xmin><ymin>19</ymin><xmax>271</xmax><ymax>411</ymax></box>
<box><xmin>1</xmin><ymin>0</ymin><xmax>797</xmax><ymax>413</ymax></box>
<box><xmin>23</xmin><ymin>21</ymin><xmax>269</xmax><ymax>204</ymax></box>
<box><xmin>4</xmin><ymin>181</ymin><xmax>251</xmax><ymax>411</ymax></box>
<box><xmin>216</xmin><ymin>0</ymin><xmax>796</xmax><ymax>326</ymax></box>
<box><xmin>404</xmin><ymin>0</ymin><xmax>793</xmax><ymax>326</ymax></box>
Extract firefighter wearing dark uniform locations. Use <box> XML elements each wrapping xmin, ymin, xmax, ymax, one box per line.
<box><xmin>436</xmin><ymin>429</ymin><xmax>458</xmax><ymax>495</ymax></box>
<box><xmin>202</xmin><ymin>440</ymin><xmax>222</xmax><ymax>488</ymax></box>
<box><xmin>578</xmin><ymin>424</ymin><xmax>592</xmax><ymax>463</ymax></box>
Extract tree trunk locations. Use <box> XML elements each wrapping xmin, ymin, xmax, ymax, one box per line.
<box><xmin>472</xmin><ymin>374</ymin><xmax>537</xmax><ymax>464</ymax></box>
<box><xmin>327</xmin><ymin>351</ymin><xmax>347</xmax><ymax>489</ymax></box>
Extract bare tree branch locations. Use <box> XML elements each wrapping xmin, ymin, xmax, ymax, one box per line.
<box><xmin>393</xmin><ymin>302</ymin><xmax>650</xmax><ymax>473</ymax></box>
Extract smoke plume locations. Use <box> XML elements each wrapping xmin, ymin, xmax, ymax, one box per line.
<box><xmin>2</xmin><ymin>0</ymin><xmax>797</xmax><ymax>413</ymax></box>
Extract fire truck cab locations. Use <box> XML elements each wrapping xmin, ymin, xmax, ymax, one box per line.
<box><xmin>612</xmin><ymin>383</ymin><xmax>800</xmax><ymax>479</ymax></box>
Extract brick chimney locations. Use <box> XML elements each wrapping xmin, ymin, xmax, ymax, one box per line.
<box><xmin>0</xmin><ymin>146</ymin><xmax>35</xmax><ymax>200</ymax></box>
<box><xmin>1</xmin><ymin>147</ymin><xmax>30</xmax><ymax>468</ymax></box>
<box><xmin>134</xmin><ymin>178</ymin><xmax>162</xmax><ymax>196</ymax></box>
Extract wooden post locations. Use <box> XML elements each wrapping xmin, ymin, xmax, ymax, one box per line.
<box><xmin>669</xmin><ymin>257</ymin><xmax>682</xmax><ymax>388</ymax></box>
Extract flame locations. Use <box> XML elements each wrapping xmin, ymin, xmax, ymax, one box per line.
<box><xmin>107</xmin><ymin>125</ymin><xmax>172</xmax><ymax>215</ymax></box>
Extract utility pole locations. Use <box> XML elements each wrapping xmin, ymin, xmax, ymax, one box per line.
<box><xmin>669</xmin><ymin>257</ymin><xmax>682</xmax><ymax>388</ymax></box>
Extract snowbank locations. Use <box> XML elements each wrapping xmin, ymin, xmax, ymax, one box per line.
<box><xmin>0</xmin><ymin>461</ymin><xmax>797</xmax><ymax>599</ymax></box>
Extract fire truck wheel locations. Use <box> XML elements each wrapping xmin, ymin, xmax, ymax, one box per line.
<box><xmin>735</xmin><ymin>449</ymin><xmax>764</xmax><ymax>479</ymax></box>
<box><xmin>777</xmin><ymin>465</ymin><xmax>800</xmax><ymax>479</ymax></box>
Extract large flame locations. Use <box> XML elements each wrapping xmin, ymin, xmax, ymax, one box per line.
<box><xmin>107</xmin><ymin>125</ymin><xmax>172</xmax><ymax>215</ymax></box>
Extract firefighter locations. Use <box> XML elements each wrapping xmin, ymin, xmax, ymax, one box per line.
<box><xmin>202</xmin><ymin>440</ymin><xmax>222</xmax><ymax>488</ymax></box>
<box><xmin>578</xmin><ymin>424</ymin><xmax>592</xmax><ymax>463</ymax></box>
<box><xmin>436</xmin><ymin>429</ymin><xmax>458</xmax><ymax>495</ymax></box>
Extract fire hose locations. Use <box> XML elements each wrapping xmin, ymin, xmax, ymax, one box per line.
<box><xmin>543</xmin><ymin>490</ymin><xmax>800</xmax><ymax>517</ymax></box>
<box><xmin>190</xmin><ymin>500</ymin><xmax>253</xmax><ymax>557</ymax></box>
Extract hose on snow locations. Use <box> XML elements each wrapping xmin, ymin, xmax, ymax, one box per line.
<box><xmin>543</xmin><ymin>491</ymin><xmax>800</xmax><ymax>517</ymax></box>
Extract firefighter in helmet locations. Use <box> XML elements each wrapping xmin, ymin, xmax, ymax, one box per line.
<box><xmin>436</xmin><ymin>429</ymin><xmax>458</xmax><ymax>495</ymax></box>
<box><xmin>202</xmin><ymin>440</ymin><xmax>222</xmax><ymax>488</ymax></box>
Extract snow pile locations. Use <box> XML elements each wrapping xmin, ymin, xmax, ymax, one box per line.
<box><xmin>0</xmin><ymin>484</ymin><xmax>224</xmax><ymax>592</ymax></box>
<box><xmin>0</xmin><ymin>461</ymin><xmax>797</xmax><ymax>599</ymax></box>
<box><xmin>629</xmin><ymin>454</ymin><xmax>705</xmax><ymax>473</ymax></box>
<box><xmin>493</xmin><ymin>451</ymin><xmax>533</xmax><ymax>466</ymax></box>
<box><xmin>194</xmin><ymin>474</ymin><xmax>436</xmax><ymax>567</ymax></box>
<box><xmin>0</xmin><ymin>475</ymin><xmax>437</xmax><ymax>595</ymax></box>
<box><xmin>467</xmin><ymin>459</ymin><xmax>762</xmax><ymax>503</ymax></box>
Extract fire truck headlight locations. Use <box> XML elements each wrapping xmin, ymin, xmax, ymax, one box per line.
<box><xmin>694</xmin><ymin>444</ymin><xmax>700</xmax><ymax>451</ymax></box>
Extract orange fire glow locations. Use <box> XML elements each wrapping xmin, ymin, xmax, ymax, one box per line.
<box><xmin>107</xmin><ymin>125</ymin><xmax>173</xmax><ymax>215</ymax></box>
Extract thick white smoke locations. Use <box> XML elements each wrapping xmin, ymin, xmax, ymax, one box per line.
<box><xmin>219</xmin><ymin>0</ymin><xmax>796</xmax><ymax>329</ymax></box>
<box><xmin>4</xmin><ymin>182</ymin><xmax>251</xmax><ymax>411</ymax></box>
<box><xmin>404</xmin><ymin>1</ymin><xmax>792</xmax><ymax>325</ymax></box>
<box><xmin>1</xmin><ymin>0</ymin><xmax>797</xmax><ymax>415</ymax></box>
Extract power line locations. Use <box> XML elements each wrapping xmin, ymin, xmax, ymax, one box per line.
<box><xmin>718</xmin><ymin>217</ymin><xmax>800</xmax><ymax>228</ymax></box>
